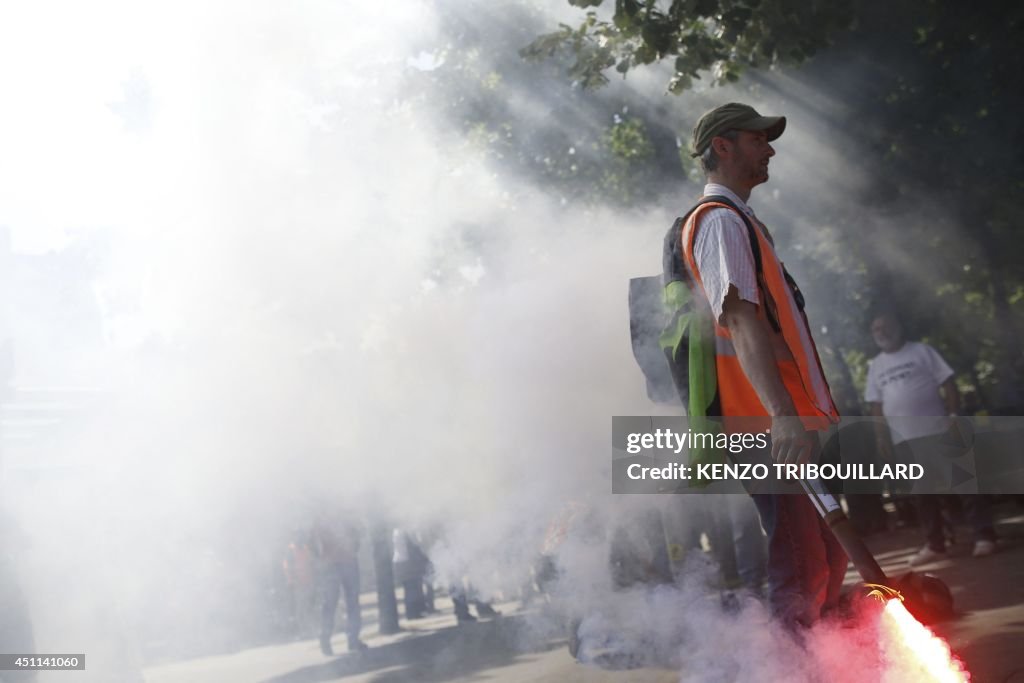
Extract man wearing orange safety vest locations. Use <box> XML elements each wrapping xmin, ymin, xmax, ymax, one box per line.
<box><xmin>681</xmin><ymin>103</ymin><xmax>848</xmax><ymax>629</ymax></box>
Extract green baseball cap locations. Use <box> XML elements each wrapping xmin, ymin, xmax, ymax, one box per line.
<box><xmin>690</xmin><ymin>102</ymin><xmax>786</xmax><ymax>157</ymax></box>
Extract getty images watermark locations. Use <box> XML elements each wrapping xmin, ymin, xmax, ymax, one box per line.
<box><xmin>611</xmin><ymin>416</ymin><xmax>1024</xmax><ymax>495</ymax></box>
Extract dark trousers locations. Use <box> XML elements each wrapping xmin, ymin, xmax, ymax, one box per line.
<box><xmin>726</xmin><ymin>494</ymin><xmax>768</xmax><ymax>591</ymax></box>
<box><xmin>751</xmin><ymin>493</ymin><xmax>848</xmax><ymax>629</ymax></box>
<box><xmin>320</xmin><ymin>560</ymin><xmax>362</xmax><ymax>648</ymax></box>
<box><xmin>401</xmin><ymin>577</ymin><xmax>426</xmax><ymax>618</ymax></box>
<box><xmin>894</xmin><ymin>435</ymin><xmax>997</xmax><ymax>551</ymax></box>
<box><xmin>450</xmin><ymin>584</ymin><xmax>494</xmax><ymax>619</ymax></box>
<box><xmin>424</xmin><ymin>580</ymin><xmax>435</xmax><ymax>611</ymax></box>
<box><xmin>451</xmin><ymin>590</ymin><xmax>471</xmax><ymax>619</ymax></box>
<box><xmin>918</xmin><ymin>495</ymin><xmax>995</xmax><ymax>552</ymax></box>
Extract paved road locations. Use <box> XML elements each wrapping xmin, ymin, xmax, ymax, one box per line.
<box><xmin>141</xmin><ymin>504</ymin><xmax>1024</xmax><ymax>683</ymax></box>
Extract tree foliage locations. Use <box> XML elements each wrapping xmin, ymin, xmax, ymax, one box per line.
<box><xmin>526</xmin><ymin>0</ymin><xmax>1024</xmax><ymax>409</ymax></box>
<box><xmin>521</xmin><ymin>0</ymin><xmax>855</xmax><ymax>93</ymax></box>
<box><xmin>402</xmin><ymin>0</ymin><xmax>1024</xmax><ymax>409</ymax></box>
<box><xmin>404</xmin><ymin>1</ymin><xmax>686</xmax><ymax>207</ymax></box>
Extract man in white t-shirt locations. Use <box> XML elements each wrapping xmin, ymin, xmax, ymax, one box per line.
<box><xmin>865</xmin><ymin>312</ymin><xmax>995</xmax><ymax>565</ymax></box>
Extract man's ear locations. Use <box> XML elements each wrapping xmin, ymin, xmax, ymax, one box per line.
<box><xmin>711</xmin><ymin>136</ymin><xmax>732</xmax><ymax>157</ymax></box>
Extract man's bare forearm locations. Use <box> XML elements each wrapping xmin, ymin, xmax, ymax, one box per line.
<box><xmin>720</xmin><ymin>291</ymin><xmax>795</xmax><ymax>417</ymax></box>
<box><xmin>720</xmin><ymin>289</ymin><xmax>815</xmax><ymax>464</ymax></box>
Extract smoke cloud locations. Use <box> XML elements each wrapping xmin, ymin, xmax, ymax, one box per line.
<box><xmin>0</xmin><ymin>1</ymin><xmax>968</xmax><ymax>681</ymax></box>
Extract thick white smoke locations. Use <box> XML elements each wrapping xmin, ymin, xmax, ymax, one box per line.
<box><xmin>0</xmin><ymin>2</ymin><xmax>954</xmax><ymax>682</ymax></box>
<box><xmin>0</xmin><ymin>0</ymin><xmax>673</xmax><ymax>677</ymax></box>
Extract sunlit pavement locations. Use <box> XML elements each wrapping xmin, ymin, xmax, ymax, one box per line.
<box><xmin>141</xmin><ymin>507</ymin><xmax>1024</xmax><ymax>683</ymax></box>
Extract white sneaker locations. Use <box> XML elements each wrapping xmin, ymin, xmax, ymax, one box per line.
<box><xmin>972</xmin><ymin>539</ymin><xmax>996</xmax><ymax>558</ymax></box>
<box><xmin>909</xmin><ymin>545</ymin><xmax>946</xmax><ymax>566</ymax></box>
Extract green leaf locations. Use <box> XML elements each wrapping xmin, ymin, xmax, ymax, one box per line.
<box><xmin>614</xmin><ymin>0</ymin><xmax>641</xmax><ymax>29</ymax></box>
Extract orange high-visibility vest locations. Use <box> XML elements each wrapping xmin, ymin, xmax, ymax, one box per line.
<box><xmin>680</xmin><ymin>201</ymin><xmax>839</xmax><ymax>431</ymax></box>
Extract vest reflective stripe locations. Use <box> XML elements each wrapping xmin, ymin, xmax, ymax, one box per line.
<box><xmin>716</xmin><ymin>336</ymin><xmax>737</xmax><ymax>357</ymax></box>
<box><xmin>680</xmin><ymin>201</ymin><xmax>839</xmax><ymax>430</ymax></box>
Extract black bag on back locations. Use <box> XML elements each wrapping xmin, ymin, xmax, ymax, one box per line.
<box><xmin>628</xmin><ymin>195</ymin><xmax>767</xmax><ymax>407</ymax></box>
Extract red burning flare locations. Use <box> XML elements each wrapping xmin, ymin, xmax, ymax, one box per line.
<box><xmin>869</xmin><ymin>586</ymin><xmax>970</xmax><ymax>682</ymax></box>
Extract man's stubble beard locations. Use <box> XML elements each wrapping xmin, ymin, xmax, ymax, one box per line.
<box><xmin>740</xmin><ymin>152</ymin><xmax>769</xmax><ymax>187</ymax></box>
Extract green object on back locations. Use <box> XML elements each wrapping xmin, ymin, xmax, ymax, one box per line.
<box><xmin>658</xmin><ymin>281</ymin><xmax>689</xmax><ymax>355</ymax></box>
<box><xmin>658</xmin><ymin>196</ymin><xmax>762</xmax><ymax>479</ymax></box>
<box><xmin>659</xmin><ymin>281</ymin><xmax>724</xmax><ymax>475</ymax></box>
<box><xmin>687</xmin><ymin>301</ymin><xmax>724</xmax><ymax>473</ymax></box>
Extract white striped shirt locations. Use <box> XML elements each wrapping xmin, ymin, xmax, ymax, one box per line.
<box><xmin>692</xmin><ymin>183</ymin><xmax>760</xmax><ymax>322</ymax></box>
<box><xmin>691</xmin><ymin>184</ymin><xmax>835</xmax><ymax>415</ymax></box>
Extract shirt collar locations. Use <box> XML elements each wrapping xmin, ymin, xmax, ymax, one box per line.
<box><xmin>703</xmin><ymin>183</ymin><xmax>756</xmax><ymax>219</ymax></box>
